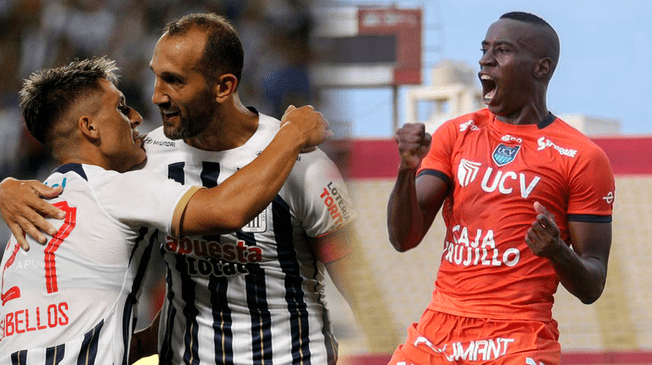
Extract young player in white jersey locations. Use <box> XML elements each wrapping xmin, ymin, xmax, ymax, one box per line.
<box><xmin>0</xmin><ymin>57</ymin><xmax>331</xmax><ymax>364</ymax></box>
<box><xmin>0</xmin><ymin>163</ymin><xmax>197</xmax><ymax>365</ymax></box>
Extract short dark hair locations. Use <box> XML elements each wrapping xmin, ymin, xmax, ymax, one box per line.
<box><xmin>164</xmin><ymin>13</ymin><xmax>244</xmax><ymax>87</ymax></box>
<box><xmin>19</xmin><ymin>57</ymin><xmax>119</xmax><ymax>147</ymax></box>
<box><xmin>500</xmin><ymin>11</ymin><xmax>560</xmax><ymax>75</ymax></box>
<box><xmin>500</xmin><ymin>11</ymin><xmax>552</xmax><ymax>28</ymax></box>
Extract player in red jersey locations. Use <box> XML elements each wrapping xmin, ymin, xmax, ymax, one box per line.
<box><xmin>387</xmin><ymin>11</ymin><xmax>615</xmax><ymax>365</ymax></box>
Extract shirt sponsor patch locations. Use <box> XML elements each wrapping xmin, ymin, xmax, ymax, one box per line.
<box><xmin>537</xmin><ymin>136</ymin><xmax>577</xmax><ymax>157</ymax></box>
<box><xmin>142</xmin><ymin>136</ymin><xmax>175</xmax><ymax>147</ymax></box>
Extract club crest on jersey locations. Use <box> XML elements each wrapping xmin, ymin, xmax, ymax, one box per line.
<box><xmin>492</xmin><ymin>144</ymin><xmax>520</xmax><ymax>167</ymax></box>
<box><xmin>242</xmin><ymin>209</ymin><xmax>267</xmax><ymax>233</ymax></box>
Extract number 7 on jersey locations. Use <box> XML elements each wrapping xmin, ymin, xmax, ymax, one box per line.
<box><xmin>1</xmin><ymin>201</ymin><xmax>77</xmax><ymax>304</ymax></box>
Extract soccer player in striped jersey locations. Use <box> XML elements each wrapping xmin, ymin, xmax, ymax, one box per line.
<box><xmin>387</xmin><ymin>12</ymin><xmax>615</xmax><ymax>365</ymax></box>
<box><xmin>130</xmin><ymin>14</ymin><xmax>360</xmax><ymax>365</ymax></box>
<box><xmin>1</xmin><ymin>13</ymin><xmax>361</xmax><ymax>365</ymax></box>
<box><xmin>0</xmin><ymin>57</ymin><xmax>331</xmax><ymax>364</ymax></box>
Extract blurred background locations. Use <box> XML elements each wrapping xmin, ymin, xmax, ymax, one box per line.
<box><xmin>1</xmin><ymin>1</ymin><xmax>651</xmax><ymax>364</ymax></box>
<box><xmin>0</xmin><ymin>0</ymin><xmax>316</xmax><ymax>186</ymax></box>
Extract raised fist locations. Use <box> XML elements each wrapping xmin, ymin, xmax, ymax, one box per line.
<box><xmin>394</xmin><ymin>123</ymin><xmax>432</xmax><ymax>169</ymax></box>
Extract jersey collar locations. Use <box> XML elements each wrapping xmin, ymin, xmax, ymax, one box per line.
<box><xmin>537</xmin><ymin>112</ymin><xmax>556</xmax><ymax>129</ymax></box>
<box><xmin>53</xmin><ymin>163</ymin><xmax>88</xmax><ymax>181</ymax></box>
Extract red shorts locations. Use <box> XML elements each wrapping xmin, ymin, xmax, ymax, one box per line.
<box><xmin>387</xmin><ymin>309</ymin><xmax>560</xmax><ymax>365</ymax></box>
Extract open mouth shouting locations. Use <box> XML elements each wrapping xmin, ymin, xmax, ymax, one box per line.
<box><xmin>479</xmin><ymin>73</ymin><xmax>497</xmax><ymax>105</ymax></box>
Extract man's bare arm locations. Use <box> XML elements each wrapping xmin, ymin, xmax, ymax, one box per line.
<box><xmin>387</xmin><ymin>123</ymin><xmax>448</xmax><ymax>252</ymax></box>
<box><xmin>0</xmin><ymin>105</ymin><xmax>331</xmax><ymax>246</ymax></box>
<box><xmin>173</xmin><ymin>105</ymin><xmax>331</xmax><ymax>236</ymax></box>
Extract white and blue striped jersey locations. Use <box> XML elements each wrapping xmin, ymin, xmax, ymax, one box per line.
<box><xmin>141</xmin><ymin>112</ymin><xmax>356</xmax><ymax>365</ymax></box>
<box><xmin>0</xmin><ymin>164</ymin><xmax>196</xmax><ymax>365</ymax></box>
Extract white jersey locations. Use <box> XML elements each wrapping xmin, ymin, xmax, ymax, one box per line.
<box><xmin>0</xmin><ymin>164</ymin><xmax>195</xmax><ymax>365</ymax></box>
<box><xmin>141</xmin><ymin>111</ymin><xmax>356</xmax><ymax>365</ymax></box>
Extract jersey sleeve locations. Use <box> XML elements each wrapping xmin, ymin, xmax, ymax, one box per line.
<box><xmin>94</xmin><ymin>169</ymin><xmax>200</xmax><ymax>234</ymax></box>
<box><xmin>289</xmin><ymin>150</ymin><xmax>357</xmax><ymax>239</ymax></box>
<box><xmin>311</xmin><ymin>221</ymin><xmax>356</xmax><ymax>263</ymax></box>
<box><xmin>418</xmin><ymin>119</ymin><xmax>458</xmax><ymax>180</ymax></box>
<box><xmin>567</xmin><ymin>145</ymin><xmax>615</xmax><ymax>219</ymax></box>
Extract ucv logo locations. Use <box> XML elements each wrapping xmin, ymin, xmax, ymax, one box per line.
<box><xmin>456</xmin><ymin>159</ymin><xmax>541</xmax><ymax>198</ymax></box>
<box><xmin>492</xmin><ymin>144</ymin><xmax>521</xmax><ymax>167</ymax></box>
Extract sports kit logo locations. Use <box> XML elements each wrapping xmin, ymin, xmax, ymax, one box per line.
<box><xmin>492</xmin><ymin>144</ymin><xmax>521</xmax><ymax>166</ymax></box>
<box><xmin>603</xmin><ymin>191</ymin><xmax>615</xmax><ymax>205</ymax></box>
<box><xmin>459</xmin><ymin>120</ymin><xmax>478</xmax><ymax>132</ymax></box>
<box><xmin>411</xmin><ymin>334</ymin><xmax>516</xmax><ymax>362</ymax></box>
<box><xmin>501</xmin><ymin>134</ymin><xmax>522</xmax><ymax>143</ymax></box>
<box><xmin>457</xmin><ymin>159</ymin><xmax>481</xmax><ymax>187</ymax></box>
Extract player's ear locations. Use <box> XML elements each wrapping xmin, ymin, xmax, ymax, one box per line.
<box><xmin>214</xmin><ymin>74</ymin><xmax>238</xmax><ymax>103</ymax></box>
<box><xmin>534</xmin><ymin>57</ymin><xmax>552</xmax><ymax>80</ymax></box>
<box><xmin>78</xmin><ymin>115</ymin><xmax>100</xmax><ymax>140</ymax></box>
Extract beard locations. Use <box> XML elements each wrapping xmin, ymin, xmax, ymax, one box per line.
<box><xmin>163</xmin><ymin>87</ymin><xmax>216</xmax><ymax>140</ymax></box>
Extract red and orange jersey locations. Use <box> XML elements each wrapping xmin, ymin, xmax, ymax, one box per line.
<box><xmin>418</xmin><ymin>108</ymin><xmax>615</xmax><ymax>322</ymax></box>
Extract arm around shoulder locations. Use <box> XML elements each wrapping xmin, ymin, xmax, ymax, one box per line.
<box><xmin>0</xmin><ymin>177</ymin><xmax>65</xmax><ymax>250</ymax></box>
<box><xmin>174</xmin><ymin>106</ymin><xmax>331</xmax><ymax>236</ymax></box>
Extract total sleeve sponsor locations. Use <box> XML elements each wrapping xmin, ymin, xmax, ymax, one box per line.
<box><xmin>443</xmin><ymin>225</ymin><xmax>520</xmax><ymax>267</ymax></box>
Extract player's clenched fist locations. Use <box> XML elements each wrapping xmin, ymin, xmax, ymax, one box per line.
<box><xmin>281</xmin><ymin>105</ymin><xmax>333</xmax><ymax>152</ymax></box>
<box><xmin>525</xmin><ymin>201</ymin><xmax>564</xmax><ymax>257</ymax></box>
<box><xmin>395</xmin><ymin>123</ymin><xmax>432</xmax><ymax>169</ymax></box>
